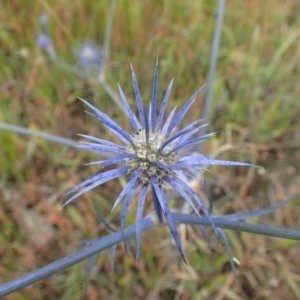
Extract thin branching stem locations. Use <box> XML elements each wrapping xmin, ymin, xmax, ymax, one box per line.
<box><xmin>1</xmin><ymin>212</ymin><xmax>300</xmax><ymax>297</ymax></box>
<box><xmin>202</xmin><ymin>0</ymin><xmax>226</xmax><ymax>124</ymax></box>
<box><xmin>98</xmin><ymin>0</ymin><xmax>117</xmax><ymax>80</ymax></box>
<box><xmin>0</xmin><ymin>122</ymin><xmax>81</xmax><ymax>148</ymax></box>
<box><xmin>0</xmin><ymin>122</ymin><xmax>116</xmax><ymax>155</ymax></box>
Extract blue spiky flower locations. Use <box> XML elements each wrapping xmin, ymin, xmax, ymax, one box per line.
<box><xmin>75</xmin><ymin>43</ymin><xmax>103</xmax><ymax>75</ymax></box>
<box><xmin>37</xmin><ymin>33</ymin><xmax>57</xmax><ymax>59</ymax></box>
<box><xmin>65</xmin><ymin>61</ymin><xmax>250</xmax><ymax>260</ymax></box>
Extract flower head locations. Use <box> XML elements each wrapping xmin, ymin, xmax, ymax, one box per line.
<box><xmin>75</xmin><ymin>43</ymin><xmax>103</xmax><ymax>75</ymax></box>
<box><xmin>37</xmin><ymin>33</ymin><xmax>56</xmax><ymax>59</ymax></box>
<box><xmin>65</xmin><ymin>61</ymin><xmax>250</xmax><ymax>260</ymax></box>
<box><xmin>39</xmin><ymin>13</ymin><xmax>49</xmax><ymax>26</ymax></box>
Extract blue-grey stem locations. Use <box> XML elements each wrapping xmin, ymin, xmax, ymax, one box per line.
<box><xmin>0</xmin><ymin>122</ymin><xmax>81</xmax><ymax>148</ymax></box>
<box><xmin>0</xmin><ymin>122</ymin><xmax>118</xmax><ymax>156</ymax></box>
<box><xmin>202</xmin><ymin>0</ymin><xmax>226</xmax><ymax>124</ymax></box>
<box><xmin>98</xmin><ymin>0</ymin><xmax>117</xmax><ymax>80</ymax></box>
<box><xmin>1</xmin><ymin>213</ymin><xmax>300</xmax><ymax>297</ymax></box>
<box><xmin>98</xmin><ymin>77</ymin><xmax>122</xmax><ymax>109</ymax></box>
<box><xmin>0</xmin><ymin>80</ymin><xmax>20</xmax><ymax>92</ymax></box>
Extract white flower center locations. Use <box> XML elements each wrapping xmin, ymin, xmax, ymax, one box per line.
<box><xmin>81</xmin><ymin>46</ymin><xmax>96</xmax><ymax>62</ymax></box>
<box><xmin>126</xmin><ymin>130</ymin><xmax>178</xmax><ymax>184</ymax></box>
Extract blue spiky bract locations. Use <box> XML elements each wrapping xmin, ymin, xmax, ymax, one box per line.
<box><xmin>65</xmin><ymin>61</ymin><xmax>250</xmax><ymax>260</ymax></box>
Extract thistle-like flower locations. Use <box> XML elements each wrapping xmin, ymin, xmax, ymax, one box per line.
<box><xmin>37</xmin><ymin>33</ymin><xmax>57</xmax><ymax>59</ymax></box>
<box><xmin>65</xmin><ymin>61</ymin><xmax>250</xmax><ymax>260</ymax></box>
<box><xmin>37</xmin><ymin>13</ymin><xmax>57</xmax><ymax>60</ymax></box>
<box><xmin>75</xmin><ymin>43</ymin><xmax>103</xmax><ymax>75</ymax></box>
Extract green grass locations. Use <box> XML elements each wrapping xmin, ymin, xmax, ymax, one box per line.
<box><xmin>1</xmin><ymin>0</ymin><xmax>300</xmax><ymax>299</ymax></box>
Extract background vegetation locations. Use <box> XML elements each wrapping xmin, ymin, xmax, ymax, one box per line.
<box><xmin>1</xmin><ymin>0</ymin><xmax>300</xmax><ymax>299</ymax></box>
